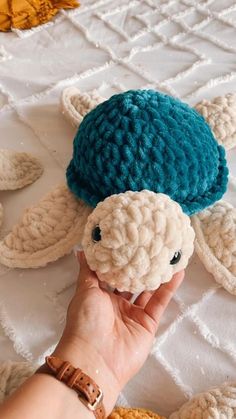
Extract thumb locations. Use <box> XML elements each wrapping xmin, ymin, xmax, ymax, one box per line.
<box><xmin>76</xmin><ymin>251</ymin><xmax>99</xmax><ymax>292</ymax></box>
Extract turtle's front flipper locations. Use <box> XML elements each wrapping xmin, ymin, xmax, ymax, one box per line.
<box><xmin>0</xmin><ymin>184</ymin><xmax>92</xmax><ymax>269</ymax></box>
<box><xmin>61</xmin><ymin>87</ymin><xmax>106</xmax><ymax>128</ymax></box>
<box><xmin>195</xmin><ymin>93</ymin><xmax>236</xmax><ymax>150</ymax></box>
<box><xmin>191</xmin><ymin>200</ymin><xmax>236</xmax><ymax>295</ymax></box>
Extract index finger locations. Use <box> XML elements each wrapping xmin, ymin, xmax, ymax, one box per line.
<box><xmin>144</xmin><ymin>270</ymin><xmax>185</xmax><ymax>327</ymax></box>
<box><xmin>76</xmin><ymin>251</ymin><xmax>99</xmax><ymax>292</ymax></box>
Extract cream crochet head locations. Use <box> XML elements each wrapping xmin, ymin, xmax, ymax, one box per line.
<box><xmin>82</xmin><ymin>190</ymin><xmax>195</xmax><ymax>293</ymax></box>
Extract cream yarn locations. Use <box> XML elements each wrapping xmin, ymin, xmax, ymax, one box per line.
<box><xmin>82</xmin><ymin>190</ymin><xmax>195</xmax><ymax>293</ymax></box>
<box><xmin>0</xmin><ymin>187</ymin><xmax>195</xmax><ymax>288</ymax></box>
<box><xmin>0</xmin><ymin>184</ymin><xmax>91</xmax><ymax>268</ymax></box>
<box><xmin>61</xmin><ymin>87</ymin><xmax>105</xmax><ymax>127</ymax></box>
<box><xmin>170</xmin><ymin>383</ymin><xmax>236</xmax><ymax>418</ymax></box>
<box><xmin>0</xmin><ymin>361</ymin><xmax>36</xmax><ymax>403</ymax></box>
<box><xmin>0</xmin><ymin>149</ymin><xmax>43</xmax><ymax>190</ymax></box>
<box><xmin>195</xmin><ymin>93</ymin><xmax>236</xmax><ymax>150</ymax></box>
<box><xmin>191</xmin><ymin>200</ymin><xmax>236</xmax><ymax>295</ymax></box>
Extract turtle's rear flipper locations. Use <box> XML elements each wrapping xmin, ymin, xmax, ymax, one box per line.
<box><xmin>191</xmin><ymin>200</ymin><xmax>236</xmax><ymax>295</ymax></box>
<box><xmin>0</xmin><ymin>184</ymin><xmax>92</xmax><ymax>269</ymax></box>
<box><xmin>195</xmin><ymin>93</ymin><xmax>236</xmax><ymax>151</ymax></box>
<box><xmin>61</xmin><ymin>87</ymin><xmax>105</xmax><ymax>128</ymax></box>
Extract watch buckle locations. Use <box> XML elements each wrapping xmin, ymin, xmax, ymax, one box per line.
<box><xmin>79</xmin><ymin>389</ymin><xmax>103</xmax><ymax>411</ymax></box>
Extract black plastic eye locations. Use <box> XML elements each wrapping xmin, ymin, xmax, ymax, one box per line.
<box><xmin>92</xmin><ymin>225</ymin><xmax>102</xmax><ymax>243</ymax></box>
<box><xmin>170</xmin><ymin>250</ymin><xmax>182</xmax><ymax>265</ymax></box>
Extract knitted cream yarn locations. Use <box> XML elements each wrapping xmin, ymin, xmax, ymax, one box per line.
<box><xmin>109</xmin><ymin>407</ymin><xmax>165</xmax><ymax>418</ymax></box>
<box><xmin>0</xmin><ymin>1</ymin><xmax>79</xmax><ymax>32</ymax></box>
<box><xmin>195</xmin><ymin>93</ymin><xmax>236</xmax><ymax>150</ymax></box>
<box><xmin>61</xmin><ymin>87</ymin><xmax>105</xmax><ymax>127</ymax></box>
<box><xmin>0</xmin><ymin>149</ymin><xmax>43</xmax><ymax>190</ymax></box>
<box><xmin>0</xmin><ymin>184</ymin><xmax>91</xmax><ymax>268</ymax></box>
<box><xmin>82</xmin><ymin>190</ymin><xmax>195</xmax><ymax>293</ymax></box>
<box><xmin>191</xmin><ymin>201</ymin><xmax>236</xmax><ymax>295</ymax></box>
<box><xmin>0</xmin><ymin>361</ymin><xmax>36</xmax><ymax>403</ymax></box>
<box><xmin>170</xmin><ymin>383</ymin><xmax>236</xmax><ymax>418</ymax></box>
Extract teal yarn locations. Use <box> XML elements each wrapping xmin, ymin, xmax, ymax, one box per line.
<box><xmin>66</xmin><ymin>89</ymin><xmax>228</xmax><ymax>215</ymax></box>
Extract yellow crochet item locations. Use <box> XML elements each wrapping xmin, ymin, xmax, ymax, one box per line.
<box><xmin>0</xmin><ymin>0</ymin><xmax>80</xmax><ymax>31</ymax></box>
<box><xmin>108</xmin><ymin>407</ymin><xmax>166</xmax><ymax>419</ymax></box>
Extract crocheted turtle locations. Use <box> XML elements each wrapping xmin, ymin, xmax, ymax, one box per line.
<box><xmin>0</xmin><ymin>90</ymin><xmax>230</xmax><ymax>294</ymax></box>
<box><xmin>67</xmin><ymin>89</ymin><xmax>228</xmax><ymax>216</ymax></box>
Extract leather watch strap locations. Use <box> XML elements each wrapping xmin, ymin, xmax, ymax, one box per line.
<box><xmin>36</xmin><ymin>356</ymin><xmax>105</xmax><ymax>419</ymax></box>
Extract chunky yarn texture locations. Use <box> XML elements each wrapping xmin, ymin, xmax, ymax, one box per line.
<box><xmin>191</xmin><ymin>200</ymin><xmax>236</xmax><ymax>295</ymax></box>
<box><xmin>0</xmin><ymin>149</ymin><xmax>43</xmax><ymax>190</ymax></box>
<box><xmin>0</xmin><ymin>184</ymin><xmax>91</xmax><ymax>268</ymax></box>
<box><xmin>170</xmin><ymin>383</ymin><xmax>236</xmax><ymax>418</ymax></box>
<box><xmin>67</xmin><ymin>89</ymin><xmax>228</xmax><ymax>216</ymax></box>
<box><xmin>82</xmin><ymin>190</ymin><xmax>194</xmax><ymax>293</ymax></box>
<box><xmin>62</xmin><ymin>87</ymin><xmax>105</xmax><ymax>127</ymax></box>
<box><xmin>195</xmin><ymin>93</ymin><xmax>236</xmax><ymax>150</ymax></box>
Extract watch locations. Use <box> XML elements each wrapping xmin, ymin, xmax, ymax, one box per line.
<box><xmin>36</xmin><ymin>356</ymin><xmax>105</xmax><ymax>419</ymax></box>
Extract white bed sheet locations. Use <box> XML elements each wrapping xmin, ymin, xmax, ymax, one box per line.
<box><xmin>0</xmin><ymin>0</ymin><xmax>236</xmax><ymax>416</ymax></box>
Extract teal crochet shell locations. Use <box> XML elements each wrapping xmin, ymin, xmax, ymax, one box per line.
<box><xmin>66</xmin><ymin>89</ymin><xmax>228</xmax><ymax>215</ymax></box>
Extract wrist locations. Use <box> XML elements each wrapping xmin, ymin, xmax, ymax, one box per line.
<box><xmin>52</xmin><ymin>337</ymin><xmax>120</xmax><ymax>415</ymax></box>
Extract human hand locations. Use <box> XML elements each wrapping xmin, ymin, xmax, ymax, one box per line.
<box><xmin>54</xmin><ymin>252</ymin><xmax>184</xmax><ymax>415</ymax></box>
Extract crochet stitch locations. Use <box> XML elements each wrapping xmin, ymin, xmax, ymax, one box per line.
<box><xmin>82</xmin><ymin>190</ymin><xmax>194</xmax><ymax>293</ymax></box>
<box><xmin>66</xmin><ymin>89</ymin><xmax>228</xmax><ymax>216</ymax></box>
<box><xmin>0</xmin><ymin>149</ymin><xmax>43</xmax><ymax>190</ymax></box>
<box><xmin>61</xmin><ymin>87</ymin><xmax>105</xmax><ymax>127</ymax></box>
<box><xmin>195</xmin><ymin>93</ymin><xmax>236</xmax><ymax>150</ymax></box>
<box><xmin>170</xmin><ymin>382</ymin><xmax>236</xmax><ymax>418</ymax></box>
<box><xmin>0</xmin><ymin>1</ymin><xmax>79</xmax><ymax>32</ymax></box>
<box><xmin>108</xmin><ymin>407</ymin><xmax>165</xmax><ymax>418</ymax></box>
<box><xmin>0</xmin><ymin>184</ymin><xmax>92</xmax><ymax>268</ymax></box>
<box><xmin>191</xmin><ymin>200</ymin><xmax>236</xmax><ymax>295</ymax></box>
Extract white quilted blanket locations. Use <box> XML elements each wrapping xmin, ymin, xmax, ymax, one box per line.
<box><xmin>0</xmin><ymin>0</ymin><xmax>236</xmax><ymax>416</ymax></box>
